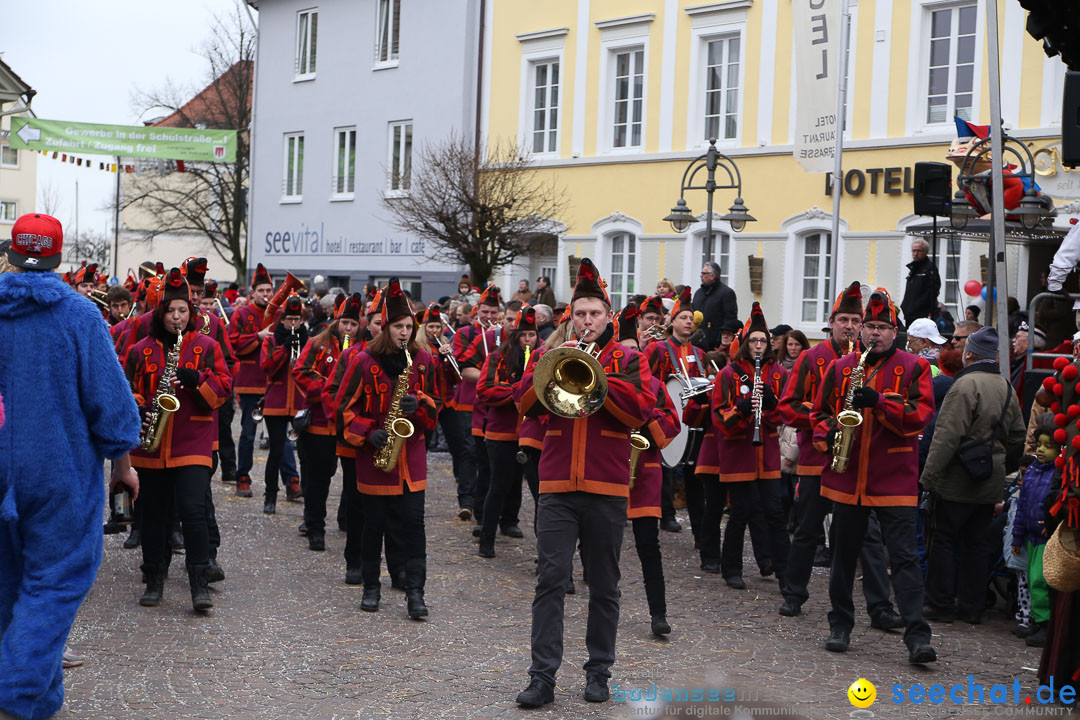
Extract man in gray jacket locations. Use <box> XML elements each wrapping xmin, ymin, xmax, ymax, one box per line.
<box><xmin>921</xmin><ymin>327</ymin><xmax>1025</xmax><ymax>624</ymax></box>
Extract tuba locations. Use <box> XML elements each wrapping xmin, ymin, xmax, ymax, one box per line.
<box><xmin>373</xmin><ymin>342</ymin><xmax>416</xmax><ymax>472</ymax></box>
<box><xmin>531</xmin><ymin>329</ymin><xmax>609</xmax><ymax>418</ymax></box>
<box><xmin>628</xmin><ymin>430</ymin><xmax>651</xmax><ymax>490</ymax></box>
<box><xmin>263</xmin><ymin>271</ymin><xmax>307</xmax><ymax>328</ymax></box>
<box><xmin>831</xmin><ymin>345</ymin><xmax>872</xmax><ymax>473</ymax></box>
<box><xmin>140</xmin><ymin>331</ymin><xmax>183</xmax><ymax>452</ymax></box>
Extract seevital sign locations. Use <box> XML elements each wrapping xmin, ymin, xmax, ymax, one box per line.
<box><xmin>9</xmin><ymin>117</ymin><xmax>237</xmax><ymax>163</ymax></box>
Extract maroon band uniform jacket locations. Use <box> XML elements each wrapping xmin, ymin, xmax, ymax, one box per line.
<box><xmin>260</xmin><ymin>335</ymin><xmax>307</xmax><ymax>417</ymax></box>
<box><xmin>228</xmin><ymin>303</ymin><xmax>270</xmax><ymax>394</ymax></box>
<box><xmin>710</xmin><ymin>357</ymin><xmax>787</xmax><ymax>482</ymax></box>
<box><xmin>629</xmin><ymin>375</ymin><xmax>681</xmax><ymax>519</ymax></box>
<box><xmin>476</xmin><ymin>348</ymin><xmax>523</xmax><ymax>442</ymax></box>
<box><xmin>292</xmin><ymin>333</ymin><xmax>345</xmax><ymax>436</ymax></box>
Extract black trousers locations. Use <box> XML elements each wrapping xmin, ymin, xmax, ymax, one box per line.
<box><xmin>829</xmin><ymin>504</ymin><xmax>931</xmax><ymax>648</ymax></box>
<box><xmin>925</xmin><ymin>497</ymin><xmax>993</xmax><ymax>618</ymax></box>
<box><xmin>720</xmin><ymin>479</ymin><xmax>789</xmax><ymax>582</ymax></box>
<box><xmin>138</xmin><ymin>466</ymin><xmax>212</xmax><ymax>571</ymax></box>
<box><xmin>698</xmin><ymin>476</ymin><xmax>772</xmax><ymax>570</ymax></box>
<box><xmin>359</xmin><ymin>487</ymin><xmax>426</xmax><ymax>589</ymax></box>
<box><xmin>480</xmin><ymin>440</ymin><xmax>524</xmax><ymax>544</ymax></box>
<box><xmin>632</xmin><ymin>516</ymin><xmax>666</xmax><ymax>617</ymax></box>
<box><xmin>522</xmin><ymin>447</ymin><xmax>541</xmax><ymax>530</ymax></box>
<box><xmin>211</xmin><ymin>394</ymin><xmax>236</xmax><ymax>479</ymax></box>
<box><xmin>342</xmin><ymin>459</ymin><xmax>363</xmax><ymax>570</ymax></box>
<box><xmin>300</xmin><ymin>433</ymin><xmax>338</xmax><ymax>536</ymax></box>
<box><xmin>660</xmin><ymin>467</ymin><xmax>676</xmax><ymax>521</ymax></box>
<box><xmin>684</xmin><ymin>470</ymin><xmax>705</xmax><ymax>538</ymax></box>
<box><xmin>529</xmin><ymin>492</ymin><xmax>626</xmax><ymax>687</ymax></box>
<box><xmin>781</xmin><ymin>474</ymin><xmax>894</xmax><ymax>615</ymax></box>
<box><xmin>473</xmin><ymin>434</ymin><xmax>489</xmax><ymax>521</ymax></box>
<box><xmin>441</xmin><ymin>409</ymin><xmax>477</xmax><ymax>510</ymax></box>
<box><xmin>264</xmin><ymin>416</ymin><xmax>293</xmax><ymax>497</ymax></box>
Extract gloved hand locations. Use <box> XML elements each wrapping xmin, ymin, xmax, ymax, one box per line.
<box><xmin>398</xmin><ymin>395</ymin><xmax>419</xmax><ymax>414</ymax></box>
<box><xmin>736</xmin><ymin>397</ymin><xmax>753</xmax><ymax>416</ymax></box>
<box><xmin>826</xmin><ymin>429</ymin><xmax>837</xmax><ymax>448</ymax></box>
<box><xmin>368</xmin><ymin>428</ymin><xmax>389</xmax><ymax>450</ymax></box>
<box><xmin>852</xmin><ymin>387</ymin><xmax>879</xmax><ymax>410</ymax></box>
<box><xmin>274</xmin><ymin>323</ymin><xmax>290</xmax><ymax>345</ymax></box>
<box><xmin>762</xmin><ymin>385</ymin><xmax>778</xmax><ymax>410</ymax></box>
<box><xmin>294</xmin><ymin>324</ymin><xmax>309</xmax><ymax>349</ymax></box>
<box><xmin>175</xmin><ymin>367</ymin><xmax>200</xmax><ymax>388</ymax></box>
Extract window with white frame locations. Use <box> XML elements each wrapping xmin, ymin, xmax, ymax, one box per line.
<box><xmin>373</xmin><ymin>276</ymin><xmax>421</xmax><ymax>299</ymax></box>
<box><xmin>612</xmin><ymin>49</ymin><xmax>645</xmax><ymax>149</ymax></box>
<box><xmin>530</xmin><ymin>60</ymin><xmax>560</xmax><ymax>154</ymax></box>
<box><xmin>333</xmin><ymin>127</ymin><xmax>356</xmax><ymax>197</ymax></box>
<box><xmin>799</xmin><ymin>232</ymin><xmax>833</xmax><ymax>324</ymax></box>
<box><xmin>376</xmin><ymin>0</ymin><xmax>401</xmax><ymax>65</ymax></box>
<box><xmin>0</xmin><ymin>201</ymin><xmax>16</xmax><ymax>223</ymax></box>
<box><xmin>282</xmin><ymin>133</ymin><xmax>304</xmax><ymax>200</ymax></box>
<box><xmin>937</xmin><ymin>235</ymin><xmax>962</xmax><ymax>316</ymax></box>
<box><xmin>0</xmin><ymin>144</ymin><xmax>17</xmax><ymax>168</ymax></box>
<box><xmin>926</xmin><ymin>3</ymin><xmax>977</xmax><ymax>124</ymax></box>
<box><xmin>387</xmin><ymin>121</ymin><xmax>413</xmax><ymax>194</ymax></box>
<box><xmin>704</xmin><ymin>36</ymin><xmax>740</xmax><ymax>141</ymax></box>
<box><xmin>701</xmin><ymin>231</ymin><xmax>731</xmax><ymax>286</ymax></box>
<box><xmin>296</xmin><ymin>8</ymin><xmax>318</xmax><ymax>79</ymax></box>
<box><xmin>608</xmin><ymin>233</ymin><xmax>637</xmax><ymax>308</ymax></box>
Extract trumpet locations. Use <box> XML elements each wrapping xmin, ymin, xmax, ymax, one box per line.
<box><xmin>88</xmin><ymin>289</ymin><xmax>109</xmax><ymax>310</ymax></box>
<box><xmin>531</xmin><ymin>328</ymin><xmax>608</xmax><ymax>418</ymax></box>
<box><xmin>643</xmin><ymin>323</ymin><xmax>670</xmax><ymax>341</ymax></box>
<box><xmin>263</xmin><ymin>271</ymin><xmax>306</xmax><ymax>328</ymax></box>
<box><xmin>434</xmin><ymin>333</ymin><xmax>462</xmax><ymax>379</ymax></box>
<box><xmin>214</xmin><ymin>296</ymin><xmax>230</xmax><ymax>327</ymax></box>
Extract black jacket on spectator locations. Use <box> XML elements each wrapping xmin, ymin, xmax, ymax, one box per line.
<box><xmin>901</xmin><ymin>256</ymin><xmax>942</xmax><ymax>326</ymax></box>
<box><xmin>691</xmin><ymin>280</ymin><xmax>738</xmax><ymax>351</ymax></box>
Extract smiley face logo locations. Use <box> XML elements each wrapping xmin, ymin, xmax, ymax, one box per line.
<box><xmin>847</xmin><ymin>678</ymin><xmax>876</xmax><ymax>708</ymax></box>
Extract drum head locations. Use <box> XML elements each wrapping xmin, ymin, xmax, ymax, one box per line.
<box><xmin>662</xmin><ymin>375</ymin><xmax>690</xmax><ymax>468</ymax></box>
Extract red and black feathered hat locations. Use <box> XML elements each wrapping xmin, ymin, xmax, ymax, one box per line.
<box><xmin>640</xmin><ymin>295</ymin><xmax>665</xmax><ymax>317</ymax></box>
<box><xmin>204</xmin><ymin>279</ymin><xmax>219</xmax><ymax>297</ymax></box>
<box><xmin>339</xmin><ymin>292</ymin><xmax>364</xmax><ymax>321</ymax></box>
<box><xmin>366</xmin><ymin>288</ymin><xmax>384</xmax><ymax>318</ymax></box>
<box><xmin>863</xmin><ymin>287</ymin><xmax>898</xmax><ymax>326</ymax></box>
<box><xmin>73</xmin><ymin>262</ymin><xmax>97</xmax><ymax>286</ymax></box>
<box><xmin>283</xmin><ymin>295</ymin><xmax>303</xmax><ymax>317</ymax></box>
<box><xmin>381</xmin><ymin>277</ymin><xmax>412</xmax><ymax>325</ymax></box>
<box><xmin>124</xmin><ymin>270</ymin><xmax>139</xmax><ymax>292</ymax></box>
<box><xmin>160</xmin><ymin>267</ymin><xmax>191</xmax><ymax>306</ymax></box>
<box><xmin>739</xmin><ymin>301</ymin><xmax>770</xmax><ymax>343</ymax></box>
<box><xmin>831</xmin><ymin>281</ymin><xmax>864</xmax><ymax>319</ymax></box>
<box><xmin>251</xmin><ymin>263</ymin><xmax>272</xmax><ymax>290</ymax></box>
<box><xmin>155</xmin><ymin>261</ymin><xmax>165</xmax><ymax>277</ymax></box>
<box><xmin>183</xmin><ymin>257</ymin><xmax>209</xmax><ymax>287</ymax></box>
<box><xmin>571</xmin><ymin>258</ymin><xmax>610</xmax><ymax>306</ymax></box>
<box><xmin>615</xmin><ymin>303</ymin><xmax>640</xmax><ymax>343</ymax></box>
<box><xmin>96</xmin><ymin>272</ymin><xmax>109</xmax><ymax>286</ymax></box>
<box><xmin>671</xmin><ymin>286</ymin><xmax>693</xmax><ymax>319</ymax></box>
<box><xmin>478</xmin><ymin>284</ymin><xmax>502</xmax><ymax>308</ymax></box>
<box><xmin>421</xmin><ymin>302</ymin><xmax>444</xmax><ymax>325</ymax></box>
<box><xmin>514</xmin><ymin>303</ymin><xmax>537</xmax><ymax>332</ymax></box>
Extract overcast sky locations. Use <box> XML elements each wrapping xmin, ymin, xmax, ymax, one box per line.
<box><xmin>1</xmin><ymin>0</ymin><xmax>248</xmax><ymax>238</ymax></box>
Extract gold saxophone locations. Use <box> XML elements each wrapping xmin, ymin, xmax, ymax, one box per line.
<box><xmin>628</xmin><ymin>430</ymin><xmax>651</xmax><ymax>490</ymax></box>
<box><xmin>373</xmin><ymin>342</ymin><xmax>415</xmax><ymax>472</ymax></box>
<box><xmin>831</xmin><ymin>344</ymin><xmax>872</xmax><ymax>473</ymax></box>
<box><xmin>141</xmin><ymin>332</ymin><xmax>183</xmax><ymax>452</ymax></box>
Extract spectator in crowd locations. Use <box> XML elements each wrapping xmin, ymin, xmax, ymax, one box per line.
<box><xmin>534</xmin><ymin>304</ymin><xmax>555</xmax><ymax>341</ymax></box>
<box><xmin>921</xmin><ymin>327</ymin><xmax>1025</xmax><ymax>624</ymax></box>
<box><xmin>930</xmin><ymin>301</ymin><xmax>955</xmax><ymax>336</ymax></box>
<box><xmin>906</xmin><ymin>318</ymin><xmax>948</xmax><ymax>369</ymax></box>
<box><xmin>534</xmin><ymin>276</ymin><xmax>557</xmax><ymax>308</ymax></box>
<box><xmin>655</xmin><ymin>278</ymin><xmax>676</xmax><ymax>299</ymax></box>
<box><xmin>778</xmin><ymin>330</ymin><xmax>809</xmax><ymax>371</ymax></box>
<box><xmin>770</xmin><ymin>324</ymin><xmax>792</xmax><ymax>358</ymax></box>
<box><xmin>692</xmin><ymin>261</ymin><xmax>738</xmax><ymax>351</ymax></box>
<box><xmin>454</xmin><ymin>276</ymin><xmax>480</xmax><ymax>305</ymax></box>
<box><xmin>965</xmin><ymin>305</ymin><xmax>981</xmax><ymax>323</ymax></box>
<box><xmin>900</xmin><ymin>239</ymin><xmax>941</xmax><ymax>327</ymax></box>
<box><xmin>949</xmin><ymin>320</ymin><xmax>981</xmax><ymax>354</ymax></box>
<box><xmin>512</xmin><ymin>280</ymin><xmax>534</xmax><ymax>305</ymax></box>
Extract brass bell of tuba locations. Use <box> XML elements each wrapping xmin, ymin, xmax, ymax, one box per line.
<box><xmin>531</xmin><ymin>329</ymin><xmax>609</xmax><ymax>418</ymax></box>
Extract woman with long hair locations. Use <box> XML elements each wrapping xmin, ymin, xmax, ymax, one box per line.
<box><xmin>125</xmin><ymin>268</ymin><xmax>232</xmax><ymax>611</ymax></box>
<box><xmin>779</xmin><ymin>330</ymin><xmax>810</xmax><ymax>371</ymax></box>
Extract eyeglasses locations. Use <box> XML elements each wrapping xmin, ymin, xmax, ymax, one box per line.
<box><xmin>746</xmin><ymin>338</ymin><xmax>768</xmax><ymax>345</ymax></box>
<box><xmin>864</xmin><ymin>324</ymin><xmax>893</xmax><ymax>332</ymax></box>
<box><xmin>951</xmin><ymin>335</ymin><xmax>969</xmax><ymax>345</ymax></box>
<box><xmin>700</xmin><ymin>271</ymin><xmax>715</xmax><ymax>277</ymax></box>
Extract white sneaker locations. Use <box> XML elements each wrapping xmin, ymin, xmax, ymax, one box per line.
<box><xmin>62</xmin><ymin>646</ymin><xmax>85</xmax><ymax>669</ymax></box>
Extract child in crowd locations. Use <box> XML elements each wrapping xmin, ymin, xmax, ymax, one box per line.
<box><xmin>1011</xmin><ymin>413</ymin><xmax>1059</xmax><ymax>648</ymax></box>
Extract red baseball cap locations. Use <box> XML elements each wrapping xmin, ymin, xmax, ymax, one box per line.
<box><xmin>8</xmin><ymin>214</ymin><xmax>64</xmax><ymax>270</ymax></box>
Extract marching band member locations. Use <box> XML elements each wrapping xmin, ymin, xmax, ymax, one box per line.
<box><xmin>708</xmin><ymin>302</ymin><xmax>789</xmax><ymax>591</ymax></box>
<box><xmin>293</xmin><ymin>294</ymin><xmax>359</xmax><ymax>551</ymax></box>
<box><xmin>475</xmin><ymin>304</ymin><xmax>537</xmax><ymax>558</ymax></box>
<box><xmin>811</xmin><ymin>288</ymin><xmax>937</xmax><ymax>664</ymax></box>
<box><xmin>72</xmin><ymin>262</ymin><xmax>97</xmax><ymax>297</ymax></box>
<box><xmin>105</xmin><ymin>285</ymin><xmax>133</xmax><ymax>327</ymax></box>
<box><xmin>125</xmin><ymin>268</ymin><xmax>232</xmax><ymax>612</ymax></box>
<box><xmin>338</xmin><ymin>278</ymin><xmax>438</xmax><ymax>619</ymax></box>
<box><xmin>513</xmin><ymin>258</ymin><xmax>655</xmax><ymax>707</ymax></box>
<box><xmin>637</xmin><ymin>295</ymin><xmax>665</xmax><ymax>345</ymax></box>
<box><xmin>259</xmin><ymin>295</ymin><xmax>307</xmax><ymax>515</ymax></box>
<box><xmin>776</xmin><ymin>281</ymin><xmax>901</xmax><ymax>628</ymax></box>
<box><xmin>617</xmin><ymin>304</ymin><xmax>679</xmax><ymax>637</ymax></box>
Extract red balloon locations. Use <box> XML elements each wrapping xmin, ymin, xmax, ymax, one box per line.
<box><xmin>963</xmin><ymin>280</ymin><xmax>982</xmax><ymax>297</ymax></box>
<box><xmin>1055</xmin><ymin>357</ymin><xmax>1071</xmax><ymax>371</ymax></box>
<box><xmin>1055</xmin><ymin>428</ymin><xmax>1069</xmax><ymax>444</ymax></box>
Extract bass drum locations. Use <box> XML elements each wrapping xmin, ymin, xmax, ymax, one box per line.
<box><xmin>661</xmin><ymin>375</ymin><xmax>705</xmax><ymax>469</ymax></box>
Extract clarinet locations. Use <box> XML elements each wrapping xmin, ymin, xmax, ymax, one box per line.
<box><xmin>751</xmin><ymin>353</ymin><xmax>763</xmax><ymax>447</ymax></box>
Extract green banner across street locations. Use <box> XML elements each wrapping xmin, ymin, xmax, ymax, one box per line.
<box><xmin>8</xmin><ymin>117</ymin><xmax>237</xmax><ymax>162</ymax></box>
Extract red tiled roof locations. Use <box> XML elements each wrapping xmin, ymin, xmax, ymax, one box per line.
<box><xmin>151</xmin><ymin>60</ymin><xmax>252</xmax><ymax>130</ymax></box>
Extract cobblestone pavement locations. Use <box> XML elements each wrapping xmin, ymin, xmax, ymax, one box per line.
<box><xmin>57</xmin><ymin>441</ymin><xmax>1069</xmax><ymax>720</ymax></box>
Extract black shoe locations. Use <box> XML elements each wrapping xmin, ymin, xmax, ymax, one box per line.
<box><xmin>908</xmin><ymin>644</ymin><xmax>937</xmax><ymax>664</ymax></box>
<box><xmin>406</xmin><ymin>589</ymin><xmax>428</xmax><ymax>620</ymax></box>
<box><xmin>169</xmin><ymin>530</ymin><xmax>185</xmax><ymax>552</ymax></box>
<box><xmin>477</xmin><ymin>542</ymin><xmax>495</xmax><ymax>559</ymax></box>
<box><xmin>923</xmin><ymin>604</ymin><xmax>955</xmax><ymax>623</ymax></box>
<box><xmin>187</xmin><ymin>565</ymin><xmax>213</xmax><ymax>612</ymax></box>
<box><xmin>206</xmin><ymin>559</ymin><xmax>226</xmax><ymax>584</ymax></box>
<box><xmin>871</xmin><ymin>610</ymin><xmax>904</xmax><ymax>630</ymax></box>
<box><xmin>759</xmin><ymin>561</ymin><xmax>775</xmax><ymax>578</ymax></box>
<box><xmin>457</xmin><ymin>507</ymin><xmax>473</xmax><ymax>522</ymax></box>
<box><xmin>298</xmin><ymin>522</ymin><xmax>308</xmax><ymax>536</ymax></box>
<box><xmin>725</xmin><ymin>575</ymin><xmax>746</xmax><ymax>589</ymax></box>
<box><xmin>500</xmin><ymin>524</ymin><xmax>524</xmax><ymax>538</ymax></box>
<box><xmin>221</xmin><ymin>472</ymin><xmax>236</xmax><ymax>484</ymax></box>
<box><xmin>660</xmin><ymin>518</ymin><xmax>682</xmax><ymax>533</ymax></box>
<box><xmin>779</xmin><ymin>599</ymin><xmax>802</xmax><ymax>617</ymax></box>
<box><xmin>812</xmin><ymin>546</ymin><xmax>832</xmax><ymax>567</ymax></box>
<box><xmin>824</xmin><ymin>629</ymin><xmax>850</xmax><ymax>653</ymax></box>
<box><xmin>263</xmin><ymin>497</ymin><xmax>276</xmax><ymax>515</ymax></box>
<box><xmin>958</xmin><ymin>614</ymin><xmax>982</xmax><ymax>625</ymax></box>
<box><xmin>515</xmin><ymin>678</ymin><xmax>554</xmax><ymax>708</ymax></box>
<box><xmin>391</xmin><ymin>570</ymin><xmax>407</xmax><ymax>591</ymax></box>
<box><xmin>360</xmin><ymin>585</ymin><xmax>380</xmax><ymax>612</ymax></box>
<box><xmin>1013</xmin><ymin>623</ymin><xmax>1038</xmax><ymax>638</ymax></box>
<box><xmin>651</xmin><ymin>615</ymin><xmax>671</xmax><ymax>636</ymax></box>
<box><xmin>139</xmin><ymin>569</ymin><xmax>165</xmax><ymax>607</ymax></box>
<box><xmin>700</xmin><ymin>561</ymin><xmax>721</xmax><ymax>574</ymax></box>
<box><xmin>565</xmin><ymin>579</ymin><xmax>576</xmax><ymax>595</ymax></box>
<box><xmin>308</xmin><ymin>534</ymin><xmax>325</xmax><ymax>551</ymax></box>
<box><xmin>471</xmin><ymin>525</ymin><xmax>482</xmax><ymax>537</ymax></box>
<box><xmin>1025</xmin><ymin>624</ymin><xmax>1048</xmax><ymax>647</ymax></box>
<box><xmin>123</xmin><ymin>529</ymin><xmax>141</xmax><ymax>549</ymax></box>
<box><xmin>345</xmin><ymin>568</ymin><xmax>364</xmax><ymax>585</ymax></box>
<box><xmin>583</xmin><ymin>674</ymin><xmax>610</xmax><ymax>703</ymax></box>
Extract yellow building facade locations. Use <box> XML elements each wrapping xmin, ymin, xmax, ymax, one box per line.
<box><xmin>482</xmin><ymin>0</ymin><xmax>1072</xmax><ymax>337</ymax></box>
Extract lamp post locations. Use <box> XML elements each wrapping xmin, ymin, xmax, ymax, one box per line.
<box><xmin>664</xmin><ymin>138</ymin><xmax>755</xmax><ymax>262</ymax></box>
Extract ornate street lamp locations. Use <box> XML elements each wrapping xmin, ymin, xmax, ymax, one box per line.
<box><xmin>664</xmin><ymin>138</ymin><xmax>754</xmax><ymax>254</ymax></box>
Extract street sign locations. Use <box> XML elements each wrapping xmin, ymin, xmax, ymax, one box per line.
<box><xmin>8</xmin><ymin>117</ymin><xmax>237</xmax><ymax>163</ymax></box>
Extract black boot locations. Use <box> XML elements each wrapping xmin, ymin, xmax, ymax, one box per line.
<box><xmin>405</xmin><ymin>559</ymin><xmax>428</xmax><ymax>620</ymax></box>
<box><xmin>187</xmin><ymin>564</ymin><xmax>213</xmax><ymax>612</ymax></box>
<box><xmin>263</xmin><ymin>495</ymin><xmax>277</xmax><ymax>515</ymax></box>
<box><xmin>123</xmin><ymin>528</ymin><xmax>141</xmax><ymax>549</ymax></box>
<box><xmin>139</xmin><ymin>565</ymin><xmax>166</xmax><ymax>607</ymax></box>
<box><xmin>361</xmin><ymin>584</ymin><xmax>381</xmax><ymax>612</ymax></box>
<box><xmin>206</xmin><ymin>558</ymin><xmax>226</xmax><ymax>584</ymax></box>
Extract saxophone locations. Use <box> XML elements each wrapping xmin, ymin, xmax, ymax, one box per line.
<box><xmin>141</xmin><ymin>332</ymin><xmax>183</xmax><ymax>452</ymax></box>
<box><xmin>628</xmin><ymin>430</ymin><xmax>651</xmax><ymax>490</ymax></box>
<box><xmin>373</xmin><ymin>342</ymin><xmax>416</xmax><ymax>472</ymax></box>
<box><xmin>830</xmin><ymin>345</ymin><xmax>873</xmax><ymax>473</ymax></box>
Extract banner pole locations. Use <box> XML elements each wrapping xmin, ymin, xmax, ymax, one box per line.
<box><xmin>113</xmin><ymin>155</ymin><xmax>121</xmax><ymax>278</ymax></box>
<box><xmin>829</xmin><ymin>0</ymin><xmax>851</xmax><ymax>290</ymax></box>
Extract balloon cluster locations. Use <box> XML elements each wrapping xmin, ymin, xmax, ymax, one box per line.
<box><xmin>963</xmin><ymin>280</ymin><xmax>996</xmax><ymax>301</ymax></box>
